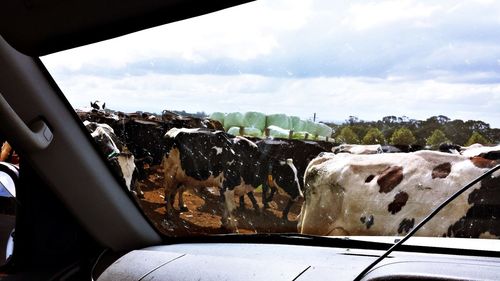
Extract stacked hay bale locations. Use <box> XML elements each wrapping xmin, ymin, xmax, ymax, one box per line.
<box><xmin>224</xmin><ymin>111</ymin><xmax>266</xmax><ymax>138</ymax></box>
<box><xmin>266</xmin><ymin>114</ymin><xmax>291</xmax><ymax>138</ymax></box>
<box><xmin>208</xmin><ymin>111</ymin><xmax>333</xmax><ymax>141</ymax></box>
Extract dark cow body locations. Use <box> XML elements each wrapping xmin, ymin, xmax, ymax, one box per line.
<box><xmin>112</xmin><ymin>119</ymin><xmax>165</xmax><ymax>182</ymax></box>
<box><xmin>111</xmin><ymin>117</ymin><xmax>224</xmax><ymax>166</ymax></box>
<box><xmin>256</xmin><ymin>139</ymin><xmax>333</xmax><ymax>220</ymax></box>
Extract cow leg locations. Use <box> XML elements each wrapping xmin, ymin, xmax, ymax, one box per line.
<box><xmin>262</xmin><ymin>183</ymin><xmax>270</xmax><ymax>209</ymax></box>
<box><xmin>221</xmin><ymin>189</ymin><xmax>238</xmax><ymax>232</ymax></box>
<box><xmin>132</xmin><ymin>183</ymin><xmax>144</xmax><ymax>199</ymax></box>
<box><xmin>177</xmin><ymin>185</ymin><xmax>189</xmax><ymax>212</ymax></box>
<box><xmin>246</xmin><ymin>192</ymin><xmax>260</xmax><ymax>212</ymax></box>
<box><xmin>239</xmin><ymin>193</ymin><xmax>259</xmax><ymax>211</ymax></box>
<box><xmin>262</xmin><ymin>184</ymin><xmax>278</xmax><ymax>210</ymax></box>
<box><xmin>281</xmin><ymin>198</ymin><xmax>295</xmax><ymax>221</ymax></box>
<box><xmin>135</xmin><ymin>183</ymin><xmax>144</xmax><ymax>198</ymax></box>
<box><xmin>268</xmin><ymin>185</ymin><xmax>278</xmax><ymax>204</ymax></box>
<box><xmin>163</xmin><ymin>155</ymin><xmax>178</xmax><ymax>217</ymax></box>
<box><xmin>164</xmin><ymin>189</ymin><xmax>175</xmax><ymax>217</ymax></box>
<box><xmin>131</xmin><ymin>171</ymin><xmax>144</xmax><ymax>198</ymax></box>
<box><xmin>261</xmin><ymin>182</ymin><xmax>278</xmax><ymax>209</ymax></box>
<box><xmin>164</xmin><ymin>182</ymin><xmax>180</xmax><ymax>217</ymax></box>
<box><xmin>239</xmin><ymin>195</ymin><xmax>245</xmax><ymax>209</ymax></box>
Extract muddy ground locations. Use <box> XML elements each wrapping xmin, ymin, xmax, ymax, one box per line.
<box><xmin>134</xmin><ymin>165</ymin><xmax>302</xmax><ymax>236</ymax></box>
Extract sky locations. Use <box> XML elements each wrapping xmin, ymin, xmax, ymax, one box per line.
<box><xmin>41</xmin><ymin>0</ymin><xmax>500</xmax><ymax>127</ymax></box>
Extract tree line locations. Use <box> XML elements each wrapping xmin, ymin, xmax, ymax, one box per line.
<box><xmin>324</xmin><ymin>115</ymin><xmax>500</xmax><ymax>147</ymax></box>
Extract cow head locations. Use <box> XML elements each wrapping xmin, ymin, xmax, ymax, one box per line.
<box><xmin>90</xmin><ymin>100</ymin><xmax>106</xmax><ymax>111</ymax></box>
<box><xmin>90</xmin><ymin>126</ymin><xmax>120</xmax><ymax>158</ymax></box>
<box><xmin>298</xmin><ymin>157</ymin><xmax>347</xmax><ymax>236</ymax></box>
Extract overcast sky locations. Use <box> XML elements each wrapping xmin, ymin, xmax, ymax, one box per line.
<box><xmin>42</xmin><ymin>0</ymin><xmax>500</xmax><ymax>127</ymax></box>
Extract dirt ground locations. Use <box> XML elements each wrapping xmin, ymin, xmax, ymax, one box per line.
<box><xmin>135</xmin><ymin>165</ymin><xmax>302</xmax><ymax>236</ymax></box>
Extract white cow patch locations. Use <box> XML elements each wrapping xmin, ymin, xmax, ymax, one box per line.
<box><xmin>212</xmin><ymin>146</ymin><xmax>223</xmax><ymax>155</ymax></box>
<box><xmin>234</xmin><ymin>136</ymin><xmax>258</xmax><ymax>148</ymax></box>
<box><xmin>333</xmin><ymin>144</ymin><xmax>383</xmax><ymax>154</ymax></box>
<box><xmin>117</xmin><ymin>153</ymin><xmax>136</xmax><ymax>191</ymax></box>
<box><xmin>164</xmin><ymin>127</ymin><xmax>201</xmax><ymax>138</ymax></box>
<box><xmin>284</xmin><ymin>158</ymin><xmax>303</xmax><ymax>198</ymax></box>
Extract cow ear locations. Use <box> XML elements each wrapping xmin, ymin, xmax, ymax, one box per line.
<box><xmin>103</xmin><ymin>103</ymin><xmax>106</xmax><ymax>109</ymax></box>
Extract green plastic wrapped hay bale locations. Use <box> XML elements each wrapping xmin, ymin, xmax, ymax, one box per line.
<box><xmin>304</xmin><ymin>120</ymin><xmax>318</xmax><ymax>136</ymax></box>
<box><xmin>297</xmin><ymin>120</ymin><xmax>307</xmax><ymax>132</ymax></box>
<box><xmin>209</xmin><ymin>112</ymin><xmax>225</xmax><ymax>126</ymax></box>
<box><xmin>227</xmin><ymin>126</ymin><xmax>242</xmax><ymax>136</ymax></box>
<box><xmin>224</xmin><ymin>112</ymin><xmax>245</xmax><ymax>131</ymax></box>
<box><xmin>242</xmin><ymin>127</ymin><xmax>263</xmax><ymax>137</ymax></box>
<box><xmin>267</xmin><ymin>125</ymin><xmax>290</xmax><ymax>138</ymax></box>
<box><xmin>266</xmin><ymin>114</ymin><xmax>291</xmax><ymax>130</ymax></box>
<box><xmin>316</xmin><ymin>123</ymin><xmax>333</xmax><ymax>137</ymax></box>
<box><xmin>243</xmin><ymin>111</ymin><xmax>266</xmax><ymax>131</ymax></box>
<box><xmin>290</xmin><ymin>116</ymin><xmax>305</xmax><ymax>132</ymax></box>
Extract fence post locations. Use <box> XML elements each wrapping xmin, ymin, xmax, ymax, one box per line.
<box><xmin>264</xmin><ymin>128</ymin><xmax>270</xmax><ymax>138</ymax></box>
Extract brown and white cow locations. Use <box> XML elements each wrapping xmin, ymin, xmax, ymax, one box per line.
<box><xmin>298</xmin><ymin>150</ymin><xmax>500</xmax><ymax>238</ymax></box>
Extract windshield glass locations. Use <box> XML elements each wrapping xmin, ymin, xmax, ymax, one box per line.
<box><xmin>41</xmin><ymin>0</ymin><xmax>500</xmax><ymax>239</ymax></box>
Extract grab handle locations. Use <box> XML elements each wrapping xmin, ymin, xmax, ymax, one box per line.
<box><xmin>0</xmin><ymin>93</ymin><xmax>53</xmax><ymax>152</ymax></box>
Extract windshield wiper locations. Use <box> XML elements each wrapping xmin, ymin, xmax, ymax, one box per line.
<box><xmin>353</xmin><ymin>164</ymin><xmax>500</xmax><ymax>281</ymax></box>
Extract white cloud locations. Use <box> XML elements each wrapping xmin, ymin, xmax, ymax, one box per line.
<box><xmin>341</xmin><ymin>0</ymin><xmax>440</xmax><ymax>31</ymax></box>
<box><xmin>57</xmin><ymin>72</ymin><xmax>500</xmax><ymax>127</ymax></box>
<box><xmin>42</xmin><ymin>0</ymin><xmax>313</xmax><ymax>72</ymax></box>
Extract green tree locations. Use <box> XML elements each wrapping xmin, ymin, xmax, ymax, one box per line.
<box><xmin>390</xmin><ymin>127</ymin><xmax>416</xmax><ymax>146</ymax></box>
<box><xmin>443</xmin><ymin>119</ymin><xmax>470</xmax><ymax>146</ymax></box>
<box><xmin>337</xmin><ymin>127</ymin><xmax>359</xmax><ymax>144</ymax></box>
<box><xmin>362</xmin><ymin>128</ymin><xmax>386</xmax><ymax>144</ymax></box>
<box><xmin>465</xmin><ymin>132</ymin><xmax>491</xmax><ymax>146</ymax></box>
<box><xmin>426</xmin><ymin>129</ymin><xmax>450</xmax><ymax>149</ymax></box>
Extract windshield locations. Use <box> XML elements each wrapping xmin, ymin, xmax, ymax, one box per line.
<box><xmin>41</xmin><ymin>0</ymin><xmax>500</xmax><ymax>240</ymax></box>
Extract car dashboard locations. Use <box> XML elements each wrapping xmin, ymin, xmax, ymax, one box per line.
<box><xmin>96</xmin><ymin>238</ymin><xmax>500</xmax><ymax>281</ymax></box>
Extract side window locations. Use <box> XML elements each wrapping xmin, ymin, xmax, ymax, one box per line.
<box><xmin>0</xmin><ymin>141</ymin><xmax>19</xmax><ymax>267</ymax></box>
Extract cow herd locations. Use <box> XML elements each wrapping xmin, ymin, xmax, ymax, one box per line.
<box><xmin>80</xmin><ymin>107</ymin><xmax>500</xmax><ymax>238</ymax></box>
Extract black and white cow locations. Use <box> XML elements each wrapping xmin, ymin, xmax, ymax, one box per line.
<box><xmin>255</xmin><ymin>139</ymin><xmax>333</xmax><ymax>220</ymax></box>
<box><xmin>298</xmin><ymin>148</ymin><xmax>500</xmax><ymax>238</ymax></box>
<box><xmin>162</xmin><ymin>128</ymin><xmax>301</xmax><ymax>231</ymax></box>
<box><xmin>440</xmin><ymin>143</ymin><xmax>500</xmax><ymax>158</ymax></box>
<box><xmin>90</xmin><ymin>100</ymin><xmax>106</xmax><ymax>111</ymax></box>
<box><xmin>84</xmin><ymin>121</ymin><xmax>143</xmax><ymax>197</ymax></box>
